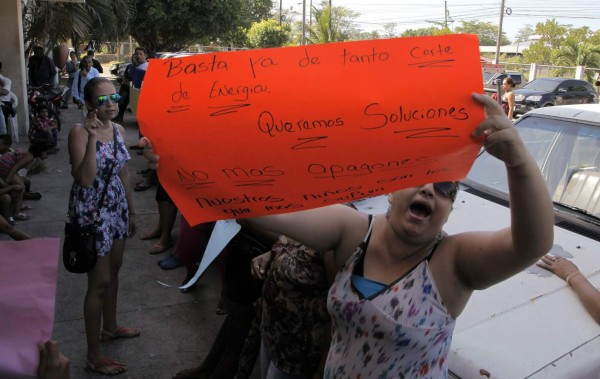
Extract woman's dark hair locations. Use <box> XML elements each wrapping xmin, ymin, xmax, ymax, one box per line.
<box><xmin>29</xmin><ymin>138</ymin><xmax>55</xmax><ymax>157</ymax></box>
<box><xmin>504</xmin><ymin>77</ymin><xmax>515</xmax><ymax>87</ymax></box>
<box><xmin>83</xmin><ymin>77</ymin><xmax>112</xmax><ymax>103</ymax></box>
<box><xmin>79</xmin><ymin>58</ymin><xmax>91</xmax><ymax>70</ymax></box>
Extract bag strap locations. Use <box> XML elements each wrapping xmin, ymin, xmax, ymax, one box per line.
<box><xmin>92</xmin><ymin>124</ymin><xmax>118</xmax><ymax>222</ymax></box>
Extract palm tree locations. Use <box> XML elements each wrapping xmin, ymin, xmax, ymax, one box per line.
<box><xmin>552</xmin><ymin>38</ymin><xmax>600</xmax><ymax>81</ymax></box>
<box><xmin>22</xmin><ymin>0</ymin><xmax>136</xmax><ymax>56</ymax></box>
<box><xmin>305</xmin><ymin>2</ymin><xmax>359</xmax><ymax>44</ymax></box>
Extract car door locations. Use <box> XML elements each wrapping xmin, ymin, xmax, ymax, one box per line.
<box><xmin>555</xmin><ymin>80</ymin><xmax>573</xmax><ymax>105</ymax></box>
<box><xmin>570</xmin><ymin>81</ymin><xmax>590</xmax><ymax>105</ymax></box>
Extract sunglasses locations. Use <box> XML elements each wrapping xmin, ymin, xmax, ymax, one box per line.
<box><xmin>96</xmin><ymin>93</ymin><xmax>121</xmax><ymax>107</ymax></box>
<box><xmin>433</xmin><ymin>182</ymin><xmax>459</xmax><ymax>201</ymax></box>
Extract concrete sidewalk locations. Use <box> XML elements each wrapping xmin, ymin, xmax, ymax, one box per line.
<box><xmin>5</xmin><ymin>96</ymin><xmax>251</xmax><ymax>378</ymax></box>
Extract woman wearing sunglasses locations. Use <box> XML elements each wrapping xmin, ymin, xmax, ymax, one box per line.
<box><xmin>67</xmin><ymin>77</ymin><xmax>138</xmax><ymax>375</ymax></box>
<box><xmin>238</xmin><ymin>93</ymin><xmax>553</xmax><ymax>378</ymax></box>
<box><xmin>141</xmin><ymin>93</ymin><xmax>554</xmax><ymax>378</ymax></box>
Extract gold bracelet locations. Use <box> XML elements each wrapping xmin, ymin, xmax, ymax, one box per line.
<box><xmin>566</xmin><ymin>271</ymin><xmax>581</xmax><ymax>285</ymax></box>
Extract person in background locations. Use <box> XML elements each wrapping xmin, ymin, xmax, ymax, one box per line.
<box><xmin>501</xmin><ymin>77</ymin><xmax>516</xmax><ymax>119</ymax></box>
<box><xmin>62</xmin><ymin>51</ymin><xmax>79</xmax><ymax>109</ymax></box>
<box><xmin>67</xmin><ymin>77</ymin><xmax>138</xmax><ymax>375</ymax></box>
<box><xmin>0</xmin><ymin>138</ymin><xmax>55</xmax><ymax>223</ymax></box>
<box><xmin>86</xmin><ymin>49</ymin><xmax>104</xmax><ymax>74</ymax></box>
<box><xmin>537</xmin><ymin>255</ymin><xmax>600</xmax><ymax>325</ymax></box>
<box><xmin>72</xmin><ymin>57</ymin><xmax>100</xmax><ymax>109</ymax></box>
<box><xmin>113</xmin><ymin>54</ymin><xmax>135</xmax><ymax>123</ymax></box>
<box><xmin>29</xmin><ymin>105</ymin><xmax>59</xmax><ymax>150</ymax></box>
<box><xmin>251</xmin><ymin>236</ymin><xmax>334</xmax><ymax>379</ymax></box>
<box><xmin>28</xmin><ymin>46</ymin><xmax>57</xmax><ymax>88</ymax></box>
<box><xmin>0</xmin><ymin>61</ymin><xmax>18</xmax><ymax>136</ymax></box>
<box><xmin>172</xmin><ymin>226</ymin><xmax>275</xmax><ymax>379</ymax></box>
<box><xmin>0</xmin><ymin>134</ymin><xmax>42</xmax><ymax>202</ymax></box>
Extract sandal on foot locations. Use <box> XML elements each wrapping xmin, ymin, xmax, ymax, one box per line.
<box><xmin>149</xmin><ymin>242</ymin><xmax>172</xmax><ymax>255</ymax></box>
<box><xmin>86</xmin><ymin>357</ymin><xmax>127</xmax><ymax>375</ymax></box>
<box><xmin>23</xmin><ymin>192</ymin><xmax>42</xmax><ymax>200</ymax></box>
<box><xmin>140</xmin><ymin>230</ymin><xmax>161</xmax><ymax>240</ymax></box>
<box><xmin>159</xmin><ymin>254</ymin><xmax>183</xmax><ymax>270</ymax></box>
<box><xmin>134</xmin><ymin>182</ymin><xmax>152</xmax><ymax>191</ymax></box>
<box><xmin>14</xmin><ymin>213</ymin><xmax>29</xmax><ymax>221</ymax></box>
<box><xmin>100</xmin><ymin>326</ymin><xmax>141</xmax><ymax>341</ymax></box>
<box><xmin>173</xmin><ymin>366</ymin><xmax>209</xmax><ymax>379</ymax></box>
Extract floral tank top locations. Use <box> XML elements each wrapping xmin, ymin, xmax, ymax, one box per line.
<box><xmin>325</xmin><ymin>216</ymin><xmax>456</xmax><ymax>378</ymax></box>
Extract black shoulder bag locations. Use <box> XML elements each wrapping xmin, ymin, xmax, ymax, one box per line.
<box><xmin>63</xmin><ymin>125</ymin><xmax>118</xmax><ymax>273</ymax></box>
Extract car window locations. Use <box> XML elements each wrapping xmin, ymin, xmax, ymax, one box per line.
<box><xmin>523</xmin><ymin>79</ymin><xmax>559</xmax><ymax>92</ymax></box>
<box><xmin>467</xmin><ymin>115</ymin><xmax>600</xmax><ymax>214</ymax></box>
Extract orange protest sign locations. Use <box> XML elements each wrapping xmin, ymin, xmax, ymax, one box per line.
<box><xmin>137</xmin><ymin>34</ymin><xmax>484</xmax><ymax>226</ymax></box>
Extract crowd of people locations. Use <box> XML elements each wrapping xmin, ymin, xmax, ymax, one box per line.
<box><xmin>4</xmin><ymin>44</ymin><xmax>600</xmax><ymax>379</ymax></box>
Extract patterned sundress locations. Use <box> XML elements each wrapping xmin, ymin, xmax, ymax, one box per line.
<box><xmin>325</xmin><ymin>216</ymin><xmax>456</xmax><ymax>379</ymax></box>
<box><xmin>68</xmin><ymin>124</ymin><xmax>131</xmax><ymax>257</ymax></box>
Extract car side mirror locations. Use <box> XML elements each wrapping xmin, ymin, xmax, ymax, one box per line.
<box><xmin>492</xmin><ymin>79</ymin><xmax>501</xmax><ymax>85</ymax></box>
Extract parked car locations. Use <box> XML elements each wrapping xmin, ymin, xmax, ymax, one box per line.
<box><xmin>483</xmin><ymin>71</ymin><xmax>524</xmax><ymax>94</ymax></box>
<box><xmin>446</xmin><ymin>104</ymin><xmax>600</xmax><ymax>378</ymax></box>
<box><xmin>514</xmin><ymin>77</ymin><xmax>599</xmax><ymax>116</ymax></box>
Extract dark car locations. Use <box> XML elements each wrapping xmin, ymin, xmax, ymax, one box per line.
<box><xmin>513</xmin><ymin>77</ymin><xmax>599</xmax><ymax>115</ymax></box>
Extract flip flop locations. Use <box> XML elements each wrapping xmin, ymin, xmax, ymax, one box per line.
<box><xmin>134</xmin><ymin>182</ymin><xmax>152</xmax><ymax>191</ymax></box>
<box><xmin>159</xmin><ymin>254</ymin><xmax>183</xmax><ymax>270</ymax></box>
<box><xmin>85</xmin><ymin>357</ymin><xmax>127</xmax><ymax>375</ymax></box>
<box><xmin>23</xmin><ymin>192</ymin><xmax>42</xmax><ymax>200</ymax></box>
<box><xmin>14</xmin><ymin>213</ymin><xmax>29</xmax><ymax>221</ymax></box>
<box><xmin>149</xmin><ymin>241</ymin><xmax>172</xmax><ymax>255</ymax></box>
<box><xmin>140</xmin><ymin>230</ymin><xmax>161</xmax><ymax>240</ymax></box>
<box><xmin>100</xmin><ymin>326</ymin><xmax>141</xmax><ymax>341</ymax></box>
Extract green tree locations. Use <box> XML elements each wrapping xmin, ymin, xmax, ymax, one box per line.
<box><xmin>130</xmin><ymin>0</ymin><xmax>244</xmax><ymax>52</ymax></box>
<box><xmin>455</xmin><ymin>20</ymin><xmax>510</xmax><ymax>46</ymax></box>
<box><xmin>382</xmin><ymin>23</ymin><xmax>398</xmax><ymax>38</ymax></box>
<box><xmin>401</xmin><ymin>27</ymin><xmax>443</xmax><ymax>37</ymax></box>
<box><xmin>523</xmin><ymin>19</ymin><xmax>572</xmax><ymax>65</ymax></box>
<box><xmin>247</xmin><ymin>19</ymin><xmax>290</xmax><ymax>48</ymax></box>
<box><xmin>22</xmin><ymin>0</ymin><xmax>136</xmax><ymax>55</ymax></box>
<box><xmin>552</xmin><ymin>38</ymin><xmax>600</xmax><ymax>81</ymax></box>
<box><xmin>290</xmin><ymin>1</ymin><xmax>360</xmax><ymax>44</ymax></box>
<box><xmin>514</xmin><ymin>25</ymin><xmax>535</xmax><ymax>43</ymax></box>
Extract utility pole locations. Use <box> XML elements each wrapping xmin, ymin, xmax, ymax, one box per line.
<box><xmin>329</xmin><ymin>0</ymin><xmax>332</xmax><ymax>39</ymax></box>
<box><xmin>279</xmin><ymin>0</ymin><xmax>282</xmax><ymax>26</ymax></box>
<box><xmin>444</xmin><ymin>1</ymin><xmax>448</xmax><ymax>29</ymax></box>
<box><xmin>302</xmin><ymin>0</ymin><xmax>306</xmax><ymax>45</ymax></box>
<box><xmin>494</xmin><ymin>0</ymin><xmax>505</xmax><ymax>64</ymax></box>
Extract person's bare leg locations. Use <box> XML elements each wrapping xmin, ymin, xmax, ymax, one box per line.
<box><xmin>157</xmin><ymin>200</ymin><xmax>177</xmax><ymax>247</ymax></box>
<box><xmin>101</xmin><ymin>239</ymin><xmax>125</xmax><ymax>333</ymax></box>
<box><xmin>0</xmin><ymin>215</ymin><xmax>30</xmax><ymax>240</ymax></box>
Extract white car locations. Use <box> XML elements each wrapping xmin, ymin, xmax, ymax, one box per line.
<box><xmin>447</xmin><ymin>104</ymin><xmax>600</xmax><ymax>379</ymax></box>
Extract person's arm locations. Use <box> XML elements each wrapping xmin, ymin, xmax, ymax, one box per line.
<box><xmin>68</xmin><ymin>113</ymin><xmax>101</xmax><ymax>187</ymax></box>
<box><xmin>506</xmin><ymin>91</ymin><xmax>515</xmax><ymax>119</ymax></box>
<box><xmin>116</xmin><ymin>125</ymin><xmax>136</xmax><ymax>237</ymax></box>
<box><xmin>537</xmin><ymin>256</ymin><xmax>600</xmax><ymax>324</ymax></box>
<box><xmin>5</xmin><ymin>153</ymin><xmax>34</xmax><ymax>184</ymax></box>
<box><xmin>451</xmin><ymin>93</ymin><xmax>554</xmax><ymax>290</ymax></box>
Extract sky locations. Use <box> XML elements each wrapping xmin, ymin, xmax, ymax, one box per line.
<box><xmin>279</xmin><ymin>0</ymin><xmax>600</xmax><ymax>42</ymax></box>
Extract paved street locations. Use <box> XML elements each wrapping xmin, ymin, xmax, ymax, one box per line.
<box><xmin>3</xmin><ymin>92</ymin><xmax>256</xmax><ymax>378</ymax></box>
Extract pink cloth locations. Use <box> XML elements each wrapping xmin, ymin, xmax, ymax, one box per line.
<box><xmin>0</xmin><ymin>238</ymin><xmax>60</xmax><ymax>377</ymax></box>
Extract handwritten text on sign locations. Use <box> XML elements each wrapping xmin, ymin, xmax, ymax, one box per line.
<box><xmin>137</xmin><ymin>34</ymin><xmax>484</xmax><ymax>226</ymax></box>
